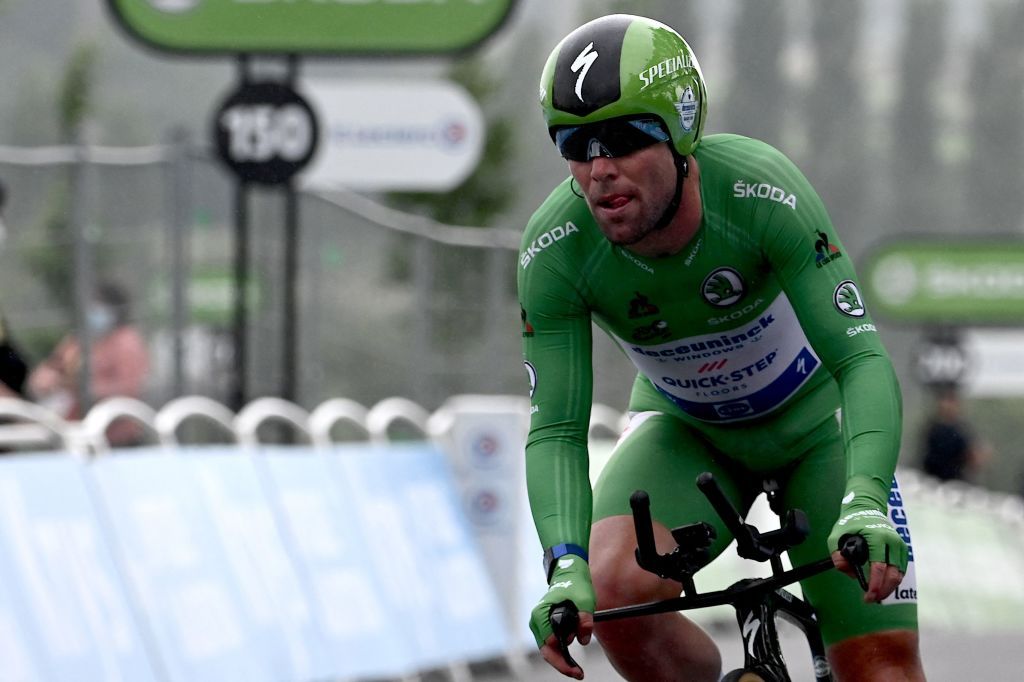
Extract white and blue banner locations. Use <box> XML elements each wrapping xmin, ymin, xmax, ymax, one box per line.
<box><xmin>0</xmin><ymin>455</ymin><xmax>157</xmax><ymax>682</ymax></box>
<box><xmin>256</xmin><ymin>446</ymin><xmax>417</xmax><ymax>679</ymax></box>
<box><xmin>0</xmin><ymin>443</ymin><xmax>512</xmax><ymax>682</ymax></box>
<box><xmin>328</xmin><ymin>443</ymin><xmax>510</xmax><ymax>668</ymax></box>
<box><xmin>89</xmin><ymin>449</ymin><xmax>326</xmax><ymax>682</ymax></box>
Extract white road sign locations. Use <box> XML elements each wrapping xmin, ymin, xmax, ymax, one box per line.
<box><xmin>299</xmin><ymin>78</ymin><xmax>485</xmax><ymax>192</ymax></box>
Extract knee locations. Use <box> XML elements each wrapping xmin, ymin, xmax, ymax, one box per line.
<box><xmin>590</xmin><ymin>518</ymin><xmax>684</xmax><ymax>609</ymax></box>
<box><xmin>592</xmin><ymin>550</ymin><xmax>682</xmax><ymax>608</ymax></box>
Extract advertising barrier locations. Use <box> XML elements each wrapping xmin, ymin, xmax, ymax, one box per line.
<box><xmin>0</xmin><ymin>442</ymin><xmax>508</xmax><ymax>681</ymax></box>
<box><xmin>0</xmin><ymin>456</ymin><xmax>157</xmax><ymax>682</ymax></box>
<box><xmin>0</xmin><ymin>395</ymin><xmax>1022</xmax><ymax>681</ymax></box>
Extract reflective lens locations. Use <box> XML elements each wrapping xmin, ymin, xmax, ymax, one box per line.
<box><xmin>553</xmin><ymin>118</ymin><xmax>670</xmax><ymax>161</ymax></box>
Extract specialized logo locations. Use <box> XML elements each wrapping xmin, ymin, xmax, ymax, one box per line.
<box><xmin>674</xmin><ymin>85</ymin><xmax>698</xmax><ymax>132</ymax></box>
<box><xmin>520</xmin><ymin>221</ymin><xmax>579</xmax><ymax>269</ymax></box>
<box><xmin>733</xmin><ymin>180</ymin><xmax>797</xmax><ymax>210</ymax></box>
<box><xmin>833</xmin><ymin>280</ymin><xmax>866</xmax><ymax>318</ymax></box>
<box><xmin>842</xmin><ymin>491</ymin><xmax>855</xmax><ymax>504</ymax></box>
<box><xmin>521</xmin><ymin>307</ymin><xmax>535</xmax><ymax>337</ymax></box>
<box><xmin>741</xmin><ymin>613</ymin><xmax>761</xmax><ymax>658</ymax></box>
<box><xmin>524</xmin><ymin>361</ymin><xmax>537</xmax><ymax>398</ymax></box>
<box><xmin>557</xmin><ymin>557</ymin><xmax>575</xmax><ymax>570</ymax></box>
<box><xmin>638</xmin><ymin>50</ymin><xmax>694</xmax><ymax>90</ymax></box>
<box><xmin>571</xmin><ymin>42</ymin><xmax>599</xmax><ymax>102</ymax></box>
<box><xmin>814</xmin><ymin>229</ymin><xmax>842</xmax><ymax>268</ymax></box>
<box><xmin>701</xmin><ymin>267</ymin><xmax>745</xmax><ymax>307</ymax></box>
<box><xmin>628</xmin><ymin>292</ymin><xmax>660</xmax><ymax>319</ymax></box>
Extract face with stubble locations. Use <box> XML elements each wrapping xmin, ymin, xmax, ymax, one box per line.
<box><xmin>567</xmin><ymin>141</ymin><xmax>678</xmax><ymax>247</ymax></box>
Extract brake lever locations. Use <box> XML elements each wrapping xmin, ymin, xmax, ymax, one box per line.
<box><xmin>839</xmin><ymin>534</ymin><xmax>870</xmax><ymax>592</ymax></box>
<box><xmin>549</xmin><ymin>601</ymin><xmax>581</xmax><ymax>672</ymax></box>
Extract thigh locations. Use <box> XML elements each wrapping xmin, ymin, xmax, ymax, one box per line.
<box><xmin>593</xmin><ymin>410</ymin><xmax>755</xmax><ymax>558</ymax></box>
<box><xmin>781</xmin><ymin>430</ymin><xmax>919</xmax><ymax>646</ymax></box>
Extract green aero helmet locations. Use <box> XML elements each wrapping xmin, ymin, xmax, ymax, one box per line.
<box><xmin>539</xmin><ymin>14</ymin><xmax>707</xmax><ymax>157</ymax></box>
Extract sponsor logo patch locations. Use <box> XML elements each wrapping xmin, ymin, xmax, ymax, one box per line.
<box><xmin>733</xmin><ymin>180</ymin><xmax>797</xmax><ymax>209</ymax></box>
<box><xmin>520</xmin><ymin>221</ymin><xmax>579</xmax><ymax>269</ymax></box>
<box><xmin>520</xmin><ymin>307</ymin><xmax>535</xmax><ymax>337</ymax></box>
<box><xmin>701</xmin><ymin>267</ymin><xmax>745</xmax><ymax>307</ymax></box>
<box><xmin>628</xmin><ymin>292</ymin><xmax>660</xmax><ymax>319</ymax></box>
<box><xmin>846</xmin><ymin>323</ymin><xmax>877</xmax><ymax>337</ymax></box>
<box><xmin>675</xmin><ymin>85</ymin><xmax>698</xmax><ymax>132</ymax></box>
<box><xmin>524</xmin><ymin>361</ymin><xmax>537</xmax><ymax>398</ymax></box>
<box><xmin>814</xmin><ymin>230</ymin><xmax>843</xmax><ymax>268</ymax></box>
<box><xmin>833</xmin><ymin>280</ymin><xmax>866</xmax><ymax>317</ymax></box>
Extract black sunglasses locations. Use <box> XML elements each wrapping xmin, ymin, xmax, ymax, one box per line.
<box><xmin>552</xmin><ymin>117</ymin><xmax>670</xmax><ymax>162</ymax></box>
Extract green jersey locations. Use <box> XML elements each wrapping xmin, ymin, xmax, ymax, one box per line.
<box><xmin>518</xmin><ymin>134</ymin><xmax>902</xmax><ymax>550</ymax></box>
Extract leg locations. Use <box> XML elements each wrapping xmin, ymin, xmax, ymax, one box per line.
<box><xmin>781</xmin><ymin>428</ymin><xmax>925</xmax><ymax>680</ymax></box>
<box><xmin>590</xmin><ymin>411</ymin><xmax>754</xmax><ymax>682</ymax></box>
<box><xmin>828</xmin><ymin>629</ymin><xmax>925</xmax><ymax>682</ymax></box>
<box><xmin>591</xmin><ymin>515</ymin><xmax>721</xmax><ymax>682</ymax></box>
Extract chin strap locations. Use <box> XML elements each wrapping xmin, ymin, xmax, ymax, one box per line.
<box><xmin>651</xmin><ymin>152</ymin><xmax>689</xmax><ymax>233</ymax></box>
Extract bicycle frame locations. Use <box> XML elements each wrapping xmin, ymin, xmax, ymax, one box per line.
<box><xmin>593</xmin><ymin>556</ymin><xmax>835</xmax><ymax>682</ymax></box>
<box><xmin>550</xmin><ymin>474</ymin><xmax>866</xmax><ymax>680</ymax></box>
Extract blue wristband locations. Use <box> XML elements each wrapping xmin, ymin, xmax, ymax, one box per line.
<box><xmin>543</xmin><ymin>543</ymin><xmax>589</xmax><ymax>582</ymax></box>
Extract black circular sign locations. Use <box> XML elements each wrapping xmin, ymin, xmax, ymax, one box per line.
<box><xmin>213</xmin><ymin>81</ymin><xmax>319</xmax><ymax>185</ymax></box>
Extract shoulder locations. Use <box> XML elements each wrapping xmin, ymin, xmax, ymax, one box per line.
<box><xmin>697</xmin><ymin>134</ymin><xmax>804</xmax><ymax>182</ymax></box>
<box><xmin>519</xmin><ymin>177</ymin><xmax>597</xmax><ymax>272</ymax></box>
<box><xmin>697</xmin><ymin>134</ymin><xmax>820</xmax><ymax>215</ymax></box>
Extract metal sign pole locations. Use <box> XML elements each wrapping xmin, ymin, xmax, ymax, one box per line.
<box><xmin>229</xmin><ymin>54</ymin><xmax>252</xmax><ymax>411</ymax></box>
<box><xmin>282</xmin><ymin>54</ymin><xmax>300</xmax><ymax>404</ymax></box>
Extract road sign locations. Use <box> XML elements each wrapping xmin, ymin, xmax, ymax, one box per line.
<box><xmin>862</xmin><ymin>239</ymin><xmax>1024</xmax><ymax>324</ymax></box>
<box><xmin>914</xmin><ymin>339</ymin><xmax>969</xmax><ymax>387</ymax></box>
<box><xmin>299</xmin><ymin>78</ymin><xmax>484</xmax><ymax>192</ymax></box>
<box><xmin>106</xmin><ymin>0</ymin><xmax>517</xmax><ymax>55</ymax></box>
<box><xmin>213</xmin><ymin>81</ymin><xmax>319</xmax><ymax>185</ymax></box>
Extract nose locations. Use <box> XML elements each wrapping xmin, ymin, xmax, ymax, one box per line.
<box><xmin>589</xmin><ymin>155</ymin><xmax>619</xmax><ymax>181</ymax></box>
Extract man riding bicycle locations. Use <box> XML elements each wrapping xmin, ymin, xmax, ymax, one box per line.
<box><xmin>518</xmin><ymin>14</ymin><xmax>925</xmax><ymax>681</ymax></box>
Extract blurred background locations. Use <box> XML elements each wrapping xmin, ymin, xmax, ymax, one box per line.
<box><xmin>3</xmin><ymin>0</ymin><xmax>1024</xmax><ymax>491</ymax></box>
<box><xmin>0</xmin><ymin>0</ymin><xmax>1023</xmax><ymax>679</ymax></box>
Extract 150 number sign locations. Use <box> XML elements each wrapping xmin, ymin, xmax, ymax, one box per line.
<box><xmin>213</xmin><ymin>82</ymin><xmax>319</xmax><ymax>185</ymax></box>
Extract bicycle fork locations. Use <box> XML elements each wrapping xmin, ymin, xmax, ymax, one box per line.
<box><xmin>732</xmin><ymin>586</ymin><xmax>832</xmax><ymax>682</ymax></box>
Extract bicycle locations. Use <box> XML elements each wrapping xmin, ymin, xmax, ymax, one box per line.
<box><xmin>551</xmin><ymin>471</ymin><xmax>868</xmax><ymax>682</ymax></box>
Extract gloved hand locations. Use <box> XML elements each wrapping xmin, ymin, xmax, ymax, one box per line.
<box><xmin>827</xmin><ymin>478</ymin><xmax>908</xmax><ymax>590</ymax></box>
<box><xmin>529</xmin><ymin>555</ymin><xmax>596</xmax><ymax>648</ymax></box>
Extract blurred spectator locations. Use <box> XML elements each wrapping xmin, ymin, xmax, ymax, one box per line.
<box><xmin>0</xmin><ymin>180</ymin><xmax>30</xmax><ymax>399</ymax></box>
<box><xmin>28</xmin><ymin>280</ymin><xmax>149</xmax><ymax>446</ymax></box>
<box><xmin>920</xmin><ymin>388</ymin><xmax>991</xmax><ymax>483</ymax></box>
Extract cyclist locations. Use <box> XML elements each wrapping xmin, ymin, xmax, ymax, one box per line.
<box><xmin>518</xmin><ymin>14</ymin><xmax>925</xmax><ymax>681</ymax></box>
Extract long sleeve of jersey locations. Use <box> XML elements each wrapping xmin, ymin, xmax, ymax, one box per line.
<box><xmin>518</xmin><ymin>189</ymin><xmax>599</xmax><ymax>552</ymax></box>
<box><xmin>752</xmin><ymin>141</ymin><xmax>903</xmax><ymax>508</ymax></box>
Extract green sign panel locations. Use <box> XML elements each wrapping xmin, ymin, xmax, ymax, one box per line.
<box><xmin>106</xmin><ymin>0</ymin><xmax>516</xmax><ymax>55</ymax></box>
<box><xmin>862</xmin><ymin>239</ymin><xmax>1024</xmax><ymax>324</ymax></box>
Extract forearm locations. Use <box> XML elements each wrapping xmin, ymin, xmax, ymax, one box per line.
<box><xmin>837</xmin><ymin>353</ymin><xmax>902</xmax><ymax>506</ymax></box>
<box><xmin>526</xmin><ymin>438</ymin><xmax>594</xmax><ymax>550</ymax></box>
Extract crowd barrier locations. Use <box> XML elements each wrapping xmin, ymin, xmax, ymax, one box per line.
<box><xmin>0</xmin><ymin>395</ymin><xmax>1021</xmax><ymax>681</ymax></box>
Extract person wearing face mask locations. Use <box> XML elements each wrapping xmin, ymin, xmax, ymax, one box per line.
<box><xmin>28</xmin><ymin>280</ymin><xmax>150</xmax><ymax>446</ymax></box>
